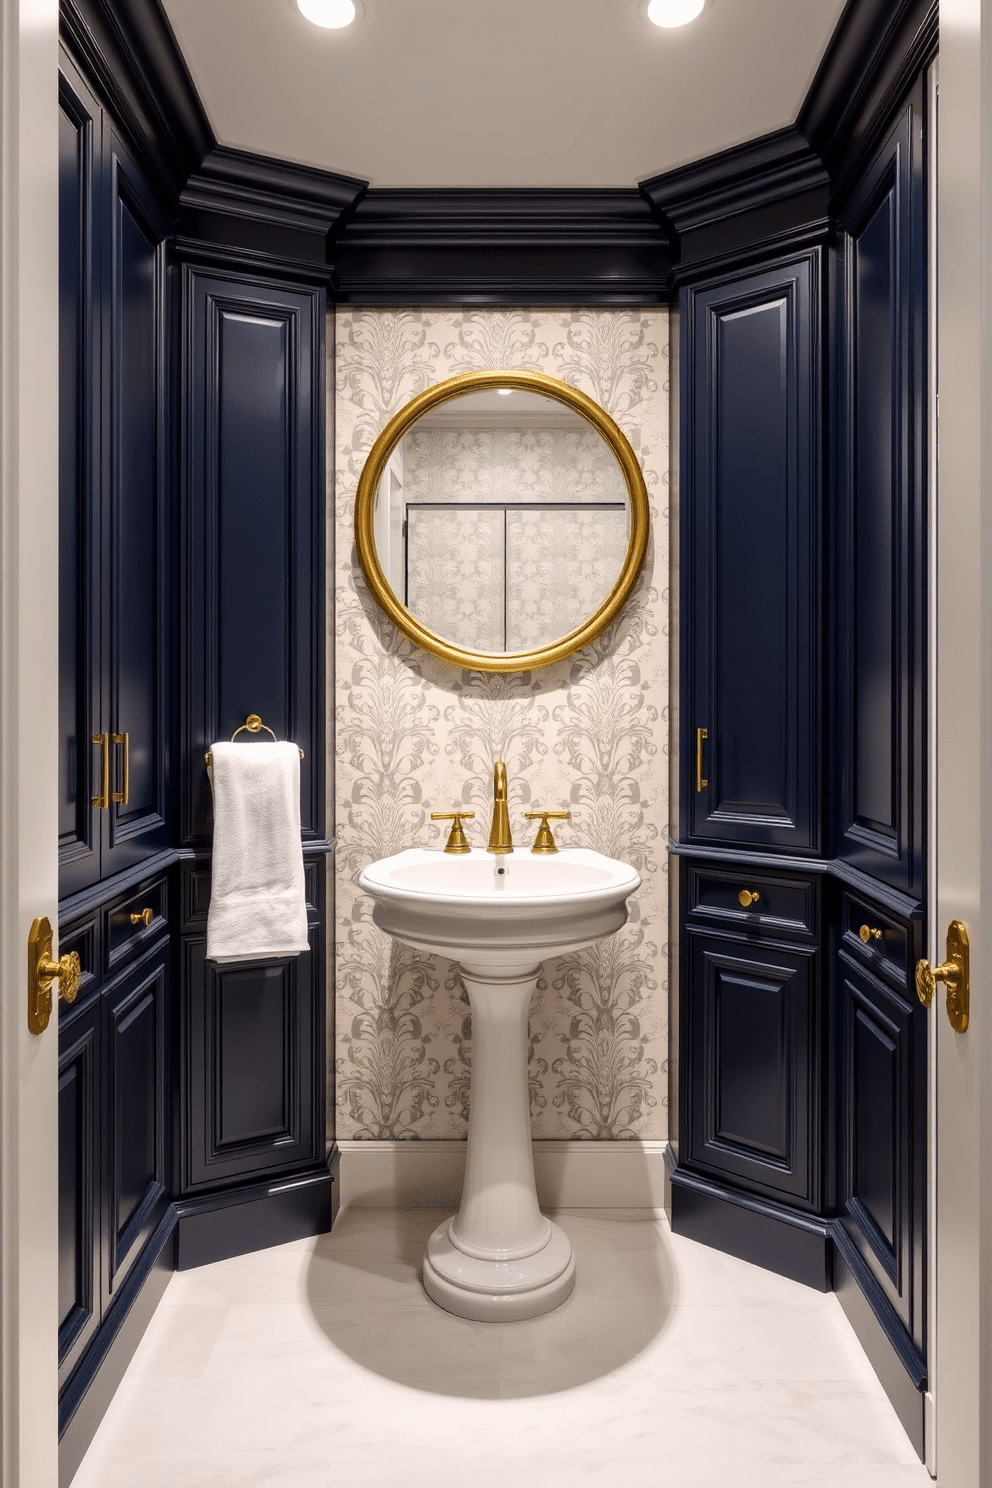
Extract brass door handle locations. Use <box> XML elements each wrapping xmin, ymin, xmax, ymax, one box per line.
<box><xmin>524</xmin><ymin>810</ymin><xmax>571</xmax><ymax>854</ymax></box>
<box><xmin>696</xmin><ymin>728</ymin><xmax>708</xmax><ymax>792</ymax></box>
<box><xmin>916</xmin><ymin>919</ymin><xmax>970</xmax><ymax>1033</ymax></box>
<box><xmin>430</xmin><ymin>811</ymin><xmax>475</xmax><ymax>854</ymax></box>
<box><xmin>92</xmin><ymin>732</ymin><xmax>109</xmax><ymax>809</ymax></box>
<box><xmin>738</xmin><ymin>889</ymin><xmax>760</xmax><ymax>908</ymax></box>
<box><xmin>27</xmin><ymin>917</ymin><xmax>81</xmax><ymax>1035</ymax></box>
<box><xmin>130</xmin><ymin>908</ymin><xmax>153</xmax><ymax>928</ymax></box>
<box><xmin>112</xmin><ymin>731</ymin><xmax>129</xmax><ymax>806</ymax></box>
<box><xmin>859</xmin><ymin>924</ymin><xmax>882</xmax><ymax>944</ymax></box>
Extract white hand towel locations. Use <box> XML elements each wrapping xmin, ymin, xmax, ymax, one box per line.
<box><xmin>206</xmin><ymin>741</ymin><xmax>309</xmax><ymax>963</ymax></box>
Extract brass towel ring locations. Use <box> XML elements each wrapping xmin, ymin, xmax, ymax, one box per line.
<box><xmin>205</xmin><ymin>714</ymin><xmax>304</xmax><ymax>766</ymax></box>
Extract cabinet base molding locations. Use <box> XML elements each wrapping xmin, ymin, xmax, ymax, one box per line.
<box><xmin>174</xmin><ymin>1151</ymin><xmax>339</xmax><ymax>1271</ymax></box>
<box><xmin>58</xmin><ymin>1207</ymin><xmax>177</xmax><ymax>1488</ymax></box>
<box><xmin>666</xmin><ymin>1154</ymin><xmax>832</xmax><ymax>1292</ymax></box>
<box><xmin>833</xmin><ymin>1236</ymin><xmax>926</xmax><ymax>1459</ymax></box>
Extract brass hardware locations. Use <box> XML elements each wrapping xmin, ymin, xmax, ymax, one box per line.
<box><xmin>27</xmin><ymin>917</ymin><xmax>81</xmax><ymax>1035</ymax></box>
<box><xmin>738</xmin><ymin>889</ymin><xmax>760</xmax><ymax>908</ymax></box>
<box><xmin>112</xmin><ymin>730</ymin><xmax>129</xmax><ymax>805</ymax></box>
<box><xmin>431</xmin><ymin>811</ymin><xmax>475</xmax><ymax>854</ymax></box>
<box><xmin>859</xmin><ymin>924</ymin><xmax>882</xmax><ymax>944</ymax></box>
<box><xmin>696</xmin><ymin>728</ymin><xmax>708</xmax><ymax>792</ymax></box>
<box><xmin>130</xmin><ymin>907</ymin><xmax>153</xmax><ymax>928</ymax></box>
<box><xmin>354</xmin><ymin>369</ymin><xmax>650</xmax><ymax>674</ymax></box>
<box><xmin>916</xmin><ymin>920</ymin><xmax>970</xmax><ymax>1033</ymax></box>
<box><xmin>206</xmin><ymin>715</ymin><xmax>305</xmax><ymax>767</ymax></box>
<box><xmin>487</xmin><ymin>761</ymin><xmax>513</xmax><ymax>855</ymax></box>
<box><xmin>92</xmin><ymin>732</ymin><xmax>110</xmax><ymax>809</ymax></box>
<box><xmin>524</xmin><ymin>810</ymin><xmax>571</xmax><ymax>854</ymax></box>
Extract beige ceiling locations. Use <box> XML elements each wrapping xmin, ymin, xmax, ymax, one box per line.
<box><xmin>160</xmin><ymin>0</ymin><xmax>849</xmax><ymax>189</ymax></box>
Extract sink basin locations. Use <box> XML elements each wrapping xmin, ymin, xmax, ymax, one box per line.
<box><xmin>359</xmin><ymin>847</ymin><xmax>641</xmax><ymax>972</ymax></box>
<box><xmin>360</xmin><ymin>844</ymin><xmax>641</xmax><ymax>1323</ymax></box>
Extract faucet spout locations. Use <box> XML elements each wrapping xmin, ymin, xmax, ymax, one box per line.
<box><xmin>487</xmin><ymin>760</ymin><xmax>513</xmax><ymax>855</ymax></box>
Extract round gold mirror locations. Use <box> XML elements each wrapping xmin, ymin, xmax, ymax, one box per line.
<box><xmin>354</xmin><ymin>370</ymin><xmax>650</xmax><ymax>673</ymax></box>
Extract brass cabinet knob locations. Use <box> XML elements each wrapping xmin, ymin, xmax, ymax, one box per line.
<box><xmin>916</xmin><ymin>920</ymin><xmax>970</xmax><ymax>1032</ymax></box>
<box><xmin>430</xmin><ymin>811</ymin><xmax>475</xmax><ymax>854</ymax></box>
<box><xmin>27</xmin><ymin>917</ymin><xmax>81</xmax><ymax>1035</ymax></box>
<box><xmin>524</xmin><ymin>810</ymin><xmax>571</xmax><ymax>854</ymax></box>
<box><xmin>859</xmin><ymin>924</ymin><xmax>882</xmax><ymax>944</ymax></box>
<box><xmin>738</xmin><ymin>889</ymin><xmax>760</xmax><ymax>908</ymax></box>
<box><xmin>130</xmin><ymin>907</ymin><xmax>153</xmax><ymax>928</ymax></box>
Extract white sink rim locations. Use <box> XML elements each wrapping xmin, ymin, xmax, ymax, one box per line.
<box><xmin>359</xmin><ymin>846</ymin><xmax>640</xmax><ymax>912</ymax></box>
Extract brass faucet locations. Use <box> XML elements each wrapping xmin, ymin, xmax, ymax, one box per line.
<box><xmin>487</xmin><ymin>761</ymin><xmax>513</xmax><ymax>855</ymax></box>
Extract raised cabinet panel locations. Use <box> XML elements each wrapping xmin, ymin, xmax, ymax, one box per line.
<box><xmin>836</xmin><ymin>934</ymin><xmax>926</xmax><ymax>1348</ymax></box>
<box><xmin>103</xmin><ymin>946</ymin><xmax>170</xmax><ymax>1304</ymax></box>
<box><xmin>101</xmin><ymin>132</ymin><xmax>170</xmax><ymax>877</ymax></box>
<box><xmin>58</xmin><ymin>1001</ymin><xmax>102</xmax><ymax>1388</ymax></box>
<box><xmin>180</xmin><ymin>269</ymin><xmax>324</xmax><ymax>849</ymax></box>
<box><xmin>834</xmin><ymin>89</ymin><xmax>926</xmax><ymax>895</ymax></box>
<box><xmin>181</xmin><ymin>926</ymin><xmax>322</xmax><ymax>1191</ymax></box>
<box><xmin>685</xmin><ymin>928</ymin><xmax>819</xmax><ymax>1208</ymax></box>
<box><xmin>58</xmin><ymin>60</ymin><xmax>102</xmax><ymax>898</ymax></box>
<box><xmin>683</xmin><ymin>252</ymin><xmax>820</xmax><ymax>852</ymax></box>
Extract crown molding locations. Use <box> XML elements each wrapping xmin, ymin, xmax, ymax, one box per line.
<box><xmin>332</xmin><ymin>189</ymin><xmax>671</xmax><ymax>305</ymax></box>
<box><xmin>60</xmin><ymin>0</ymin><xmax>212</xmax><ymax>207</ymax></box>
<box><xmin>640</xmin><ymin>128</ymin><xmax>829</xmax><ymax>270</ymax></box>
<box><xmin>799</xmin><ymin>0</ymin><xmax>937</xmax><ymax>198</ymax></box>
<box><xmin>180</xmin><ymin>146</ymin><xmax>368</xmax><ymax>266</ymax></box>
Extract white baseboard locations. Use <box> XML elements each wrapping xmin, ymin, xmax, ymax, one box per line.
<box><xmin>336</xmin><ymin>1139</ymin><xmax>668</xmax><ymax>1210</ymax></box>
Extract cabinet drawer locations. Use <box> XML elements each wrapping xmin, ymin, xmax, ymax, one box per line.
<box><xmin>686</xmin><ymin>865</ymin><xmax>816</xmax><ymax>937</ymax></box>
<box><xmin>840</xmin><ymin>893</ymin><xmax>911</xmax><ymax>985</ymax></box>
<box><xmin>105</xmin><ymin>876</ymin><xmax>168</xmax><ymax>973</ymax></box>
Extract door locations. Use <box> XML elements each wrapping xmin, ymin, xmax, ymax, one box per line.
<box><xmin>0</xmin><ymin>1</ymin><xmax>61</xmax><ymax>1484</ymax></box>
<box><xmin>933</xmin><ymin>16</ymin><xmax>992</xmax><ymax>1485</ymax></box>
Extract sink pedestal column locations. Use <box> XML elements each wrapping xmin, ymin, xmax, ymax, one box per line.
<box><xmin>423</xmin><ymin>960</ymin><xmax>575</xmax><ymax>1322</ymax></box>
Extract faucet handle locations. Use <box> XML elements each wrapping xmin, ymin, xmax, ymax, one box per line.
<box><xmin>523</xmin><ymin>810</ymin><xmax>571</xmax><ymax>855</ymax></box>
<box><xmin>430</xmin><ymin>811</ymin><xmax>475</xmax><ymax>854</ymax></box>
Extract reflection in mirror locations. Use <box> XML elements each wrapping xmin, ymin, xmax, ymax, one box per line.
<box><xmin>372</xmin><ymin>388</ymin><xmax>631</xmax><ymax>655</ymax></box>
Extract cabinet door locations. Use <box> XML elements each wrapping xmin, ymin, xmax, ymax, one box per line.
<box><xmin>103</xmin><ymin>944</ymin><xmax>170</xmax><ymax>1307</ymax></box>
<box><xmin>180</xmin><ymin>926</ymin><xmax>322</xmax><ymax>1192</ymax></box>
<box><xmin>100</xmin><ymin>128</ymin><xmax>170</xmax><ymax>878</ymax></box>
<box><xmin>179</xmin><ymin>268</ymin><xmax>324</xmax><ymax>849</ymax></box>
<box><xmin>833</xmin><ymin>86</ymin><xmax>926</xmax><ymax>896</ymax></box>
<box><xmin>835</xmin><ymin>941</ymin><xmax>926</xmax><ymax>1349</ymax></box>
<box><xmin>58</xmin><ymin>997</ymin><xmax>102</xmax><ymax>1388</ymax></box>
<box><xmin>58</xmin><ymin>57</ymin><xmax>103</xmax><ymax>898</ymax></box>
<box><xmin>684</xmin><ymin>928</ymin><xmax>819</xmax><ymax>1208</ymax></box>
<box><xmin>682</xmin><ymin>253</ymin><xmax>820</xmax><ymax>852</ymax></box>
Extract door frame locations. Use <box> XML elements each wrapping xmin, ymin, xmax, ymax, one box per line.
<box><xmin>0</xmin><ymin>0</ymin><xmax>61</xmax><ymax>1483</ymax></box>
<box><xmin>933</xmin><ymin>1</ymin><xmax>992</xmax><ymax>1482</ymax></box>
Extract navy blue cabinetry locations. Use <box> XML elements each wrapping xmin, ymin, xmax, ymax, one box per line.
<box><xmin>681</xmin><ymin>252</ymin><xmax>820</xmax><ymax>854</ymax></box>
<box><xmin>832</xmin><ymin>87</ymin><xmax>926</xmax><ymax>899</ymax></box>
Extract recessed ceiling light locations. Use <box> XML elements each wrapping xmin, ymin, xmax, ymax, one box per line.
<box><xmin>497</xmin><ymin>389</ymin><xmax>513</xmax><ymax>396</ymax></box>
<box><xmin>297</xmin><ymin>0</ymin><xmax>358</xmax><ymax>28</ymax></box>
<box><xmin>645</xmin><ymin>0</ymin><xmax>705</xmax><ymax>27</ymax></box>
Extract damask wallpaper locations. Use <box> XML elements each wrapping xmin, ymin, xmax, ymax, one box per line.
<box><xmin>332</xmin><ymin>308</ymin><xmax>670</xmax><ymax>1144</ymax></box>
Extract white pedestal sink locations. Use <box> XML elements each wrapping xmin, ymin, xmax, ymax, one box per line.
<box><xmin>358</xmin><ymin>846</ymin><xmax>641</xmax><ymax>1321</ymax></box>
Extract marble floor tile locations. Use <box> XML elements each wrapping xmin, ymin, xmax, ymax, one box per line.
<box><xmin>70</xmin><ymin>1206</ymin><xmax>931</xmax><ymax>1488</ymax></box>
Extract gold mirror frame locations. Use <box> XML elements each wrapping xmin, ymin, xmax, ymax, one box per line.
<box><xmin>354</xmin><ymin>369</ymin><xmax>650</xmax><ymax>673</ymax></box>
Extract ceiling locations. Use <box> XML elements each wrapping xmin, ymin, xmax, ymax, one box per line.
<box><xmin>159</xmin><ymin>0</ymin><xmax>849</xmax><ymax>190</ymax></box>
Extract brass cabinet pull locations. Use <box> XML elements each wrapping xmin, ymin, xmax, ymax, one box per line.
<box><xmin>130</xmin><ymin>907</ymin><xmax>153</xmax><ymax>928</ymax></box>
<box><xmin>696</xmin><ymin>728</ymin><xmax>708</xmax><ymax>792</ymax></box>
<box><xmin>859</xmin><ymin>924</ymin><xmax>882</xmax><ymax>944</ymax></box>
<box><xmin>91</xmin><ymin>732</ymin><xmax>110</xmax><ymax>809</ymax></box>
<box><xmin>112</xmin><ymin>731</ymin><xmax>129</xmax><ymax>806</ymax></box>
<box><xmin>27</xmin><ymin>916</ymin><xmax>81</xmax><ymax>1035</ymax></box>
<box><xmin>916</xmin><ymin>920</ymin><xmax>970</xmax><ymax>1033</ymax></box>
<box><xmin>524</xmin><ymin>810</ymin><xmax>571</xmax><ymax>854</ymax></box>
<box><xmin>738</xmin><ymin>889</ymin><xmax>760</xmax><ymax>908</ymax></box>
<box><xmin>430</xmin><ymin>811</ymin><xmax>475</xmax><ymax>854</ymax></box>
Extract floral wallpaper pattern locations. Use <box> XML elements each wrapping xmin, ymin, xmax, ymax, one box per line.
<box><xmin>333</xmin><ymin>308</ymin><xmax>669</xmax><ymax>1143</ymax></box>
